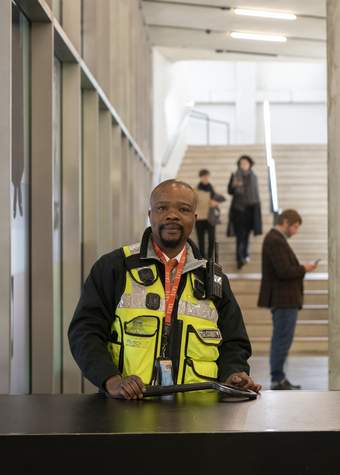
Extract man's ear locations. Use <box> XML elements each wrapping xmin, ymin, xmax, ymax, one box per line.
<box><xmin>148</xmin><ymin>209</ymin><xmax>151</xmax><ymax>219</ymax></box>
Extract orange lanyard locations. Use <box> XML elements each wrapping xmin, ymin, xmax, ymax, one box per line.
<box><xmin>153</xmin><ymin>241</ymin><xmax>187</xmax><ymax>325</ymax></box>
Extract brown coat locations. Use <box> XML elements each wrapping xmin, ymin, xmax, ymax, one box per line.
<box><xmin>258</xmin><ymin>228</ymin><xmax>306</xmax><ymax>309</ymax></box>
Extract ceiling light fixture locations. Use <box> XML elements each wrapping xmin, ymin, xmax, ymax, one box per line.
<box><xmin>230</xmin><ymin>31</ymin><xmax>287</xmax><ymax>43</ymax></box>
<box><xmin>234</xmin><ymin>8</ymin><xmax>297</xmax><ymax>21</ymax></box>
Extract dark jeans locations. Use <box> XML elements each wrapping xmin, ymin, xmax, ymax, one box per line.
<box><xmin>270</xmin><ymin>307</ymin><xmax>298</xmax><ymax>382</ymax></box>
<box><xmin>231</xmin><ymin>207</ymin><xmax>253</xmax><ymax>264</ymax></box>
<box><xmin>235</xmin><ymin>227</ymin><xmax>251</xmax><ymax>264</ymax></box>
<box><xmin>195</xmin><ymin>220</ymin><xmax>215</xmax><ymax>259</ymax></box>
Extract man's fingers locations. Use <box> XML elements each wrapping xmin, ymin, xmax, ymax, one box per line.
<box><xmin>121</xmin><ymin>380</ymin><xmax>136</xmax><ymax>399</ymax></box>
<box><xmin>131</xmin><ymin>375</ymin><xmax>145</xmax><ymax>395</ymax></box>
<box><xmin>126</xmin><ymin>378</ymin><xmax>143</xmax><ymax>399</ymax></box>
<box><xmin>120</xmin><ymin>386</ymin><xmax>132</xmax><ymax>400</ymax></box>
<box><xmin>124</xmin><ymin>380</ymin><xmax>140</xmax><ymax>399</ymax></box>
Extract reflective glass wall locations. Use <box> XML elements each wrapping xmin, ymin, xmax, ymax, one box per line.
<box><xmin>10</xmin><ymin>4</ymin><xmax>30</xmax><ymax>394</ymax></box>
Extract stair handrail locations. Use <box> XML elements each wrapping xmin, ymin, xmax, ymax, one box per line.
<box><xmin>161</xmin><ymin>108</ymin><xmax>231</xmax><ymax>170</ymax></box>
<box><xmin>189</xmin><ymin>109</ymin><xmax>230</xmax><ymax>145</ymax></box>
<box><xmin>263</xmin><ymin>100</ymin><xmax>280</xmax><ymax>221</ymax></box>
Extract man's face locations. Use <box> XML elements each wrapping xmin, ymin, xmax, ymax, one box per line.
<box><xmin>284</xmin><ymin>220</ymin><xmax>300</xmax><ymax>238</ymax></box>
<box><xmin>200</xmin><ymin>174</ymin><xmax>210</xmax><ymax>184</ymax></box>
<box><xmin>149</xmin><ymin>183</ymin><xmax>197</xmax><ymax>250</ymax></box>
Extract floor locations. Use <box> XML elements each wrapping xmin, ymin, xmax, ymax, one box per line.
<box><xmin>249</xmin><ymin>356</ymin><xmax>328</xmax><ymax>390</ymax></box>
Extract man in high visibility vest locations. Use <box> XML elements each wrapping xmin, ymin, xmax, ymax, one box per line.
<box><xmin>69</xmin><ymin>179</ymin><xmax>261</xmax><ymax>399</ymax></box>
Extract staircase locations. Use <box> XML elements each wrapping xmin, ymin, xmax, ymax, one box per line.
<box><xmin>177</xmin><ymin>144</ymin><xmax>328</xmax><ymax>355</ymax></box>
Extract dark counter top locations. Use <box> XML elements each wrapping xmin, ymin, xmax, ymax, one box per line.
<box><xmin>2</xmin><ymin>391</ymin><xmax>340</xmax><ymax>474</ymax></box>
<box><xmin>1</xmin><ymin>390</ymin><xmax>340</xmax><ymax>435</ymax></box>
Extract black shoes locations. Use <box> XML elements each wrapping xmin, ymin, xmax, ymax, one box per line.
<box><xmin>271</xmin><ymin>378</ymin><xmax>301</xmax><ymax>390</ymax></box>
<box><xmin>237</xmin><ymin>256</ymin><xmax>251</xmax><ymax>270</ymax></box>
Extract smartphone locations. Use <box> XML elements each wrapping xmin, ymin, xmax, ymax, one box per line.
<box><xmin>314</xmin><ymin>258</ymin><xmax>321</xmax><ymax>265</ymax></box>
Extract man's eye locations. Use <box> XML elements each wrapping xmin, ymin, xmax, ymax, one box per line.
<box><xmin>157</xmin><ymin>206</ymin><xmax>166</xmax><ymax>211</ymax></box>
<box><xmin>180</xmin><ymin>207</ymin><xmax>191</xmax><ymax>213</ymax></box>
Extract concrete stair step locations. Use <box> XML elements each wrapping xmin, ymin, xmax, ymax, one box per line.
<box><xmin>230</xmin><ymin>279</ymin><xmax>328</xmax><ymax>293</ymax></box>
<box><xmin>237</xmin><ymin>293</ymin><xmax>328</xmax><ymax>308</ymax></box>
<box><xmin>223</xmin><ymin>263</ymin><xmax>328</xmax><ymax>274</ymax></box>
<box><xmin>242</xmin><ymin>307</ymin><xmax>328</xmax><ymax>321</ymax></box>
<box><xmin>247</xmin><ymin>321</ymin><xmax>328</xmax><ymax>338</ymax></box>
<box><xmin>251</xmin><ymin>337</ymin><xmax>328</xmax><ymax>355</ymax></box>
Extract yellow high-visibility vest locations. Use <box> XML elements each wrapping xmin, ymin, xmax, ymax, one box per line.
<box><xmin>108</xmin><ymin>243</ymin><xmax>222</xmax><ymax>384</ymax></box>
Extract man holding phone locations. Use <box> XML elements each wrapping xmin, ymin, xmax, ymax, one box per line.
<box><xmin>258</xmin><ymin>209</ymin><xmax>318</xmax><ymax>390</ymax></box>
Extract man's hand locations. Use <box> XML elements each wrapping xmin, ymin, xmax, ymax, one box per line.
<box><xmin>105</xmin><ymin>374</ymin><xmax>145</xmax><ymax>400</ymax></box>
<box><xmin>224</xmin><ymin>372</ymin><xmax>261</xmax><ymax>393</ymax></box>
<box><xmin>304</xmin><ymin>262</ymin><xmax>317</xmax><ymax>273</ymax></box>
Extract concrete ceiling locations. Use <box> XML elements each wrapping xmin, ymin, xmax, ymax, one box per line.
<box><xmin>141</xmin><ymin>0</ymin><xmax>326</xmax><ymax>61</ymax></box>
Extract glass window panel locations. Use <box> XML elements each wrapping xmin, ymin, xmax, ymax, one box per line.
<box><xmin>10</xmin><ymin>4</ymin><xmax>30</xmax><ymax>394</ymax></box>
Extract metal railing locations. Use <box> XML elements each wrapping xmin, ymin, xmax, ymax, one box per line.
<box><xmin>161</xmin><ymin>108</ymin><xmax>231</xmax><ymax>170</ymax></box>
<box><xmin>189</xmin><ymin>110</ymin><xmax>231</xmax><ymax>145</ymax></box>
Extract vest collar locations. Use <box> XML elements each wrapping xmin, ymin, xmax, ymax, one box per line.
<box><xmin>139</xmin><ymin>227</ymin><xmax>206</xmax><ymax>274</ymax></box>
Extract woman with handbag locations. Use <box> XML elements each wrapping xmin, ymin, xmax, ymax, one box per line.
<box><xmin>227</xmin><ymin>155</ymin><xmax>262</xmax><ymax>269</ymax></box>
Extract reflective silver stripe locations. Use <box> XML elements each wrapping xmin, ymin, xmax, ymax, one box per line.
<box><xmin>178</xmin><ymin>300</ymin><xmax>218</xmax><ymax>323</ymax></box>
<box><xmin>118</xmin><ymin>279</ymin><xmax>166</xmax><ymax>311</ymax></box>
<box><xmin>197</xmin><ymin>328</ymin><xmax>222</xmax><ymax>341</ymax></box>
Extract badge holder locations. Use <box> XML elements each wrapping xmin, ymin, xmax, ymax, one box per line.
<box><xmin>153</xmin><ymin>358</ymin><xmax>174</xmax><ymax>386</ymax></box>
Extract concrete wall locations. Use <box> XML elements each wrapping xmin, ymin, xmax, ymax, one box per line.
<box><xmin>0</xmin><ymin>0</ymin><xmax>153</xmax><ymax>394</ymax></box>
<box><xmin>153</xmin><ymin>51</ymin><xmax>327</xmax><ymax>155</ymax></box>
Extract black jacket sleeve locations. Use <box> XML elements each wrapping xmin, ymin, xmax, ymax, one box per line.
<box><xmin>68</xmin><ymin>251</ymin><xmax>124</xmax><ymax>390</ymax></box>
<box><xmin>216</xmin><ymin>275</ymin><xmax>252</xmax><ymax>381</ymax></box>
<box><xmin>227</xmin><ymin>173</ymin><xmax>235</xmax><ymax>195</ymax></box>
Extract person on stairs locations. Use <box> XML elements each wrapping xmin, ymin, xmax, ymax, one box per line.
<box><xmin>227</xmin><ymin>155</ymin><xmax>262</xmax><ymax>269</ymax></box>
<box><xmin>195</xmin><ymin>169</ymin><xmax>225</xmax><ymax>259</ymax></box>
<box><xmin>258</xmin><ymin>209</ymin><xmax>318</xmax><ymax>390</ymax></box>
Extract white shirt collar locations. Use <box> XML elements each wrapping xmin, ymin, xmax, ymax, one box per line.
<box><xmin>162</xmin><ymin>246</ymin><xmax>185</xmax><ymax>263</ymax></box>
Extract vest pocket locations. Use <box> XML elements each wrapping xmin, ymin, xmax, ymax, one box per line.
<box><xmin>183</xmin><ymin>358</ymin><xmax>218</xmax><ymax>383</ymax></box>
<box><xmin>122</xmin><ymin>315</ymin><xmax>160</xmax><ymax>384</ymax></box>
<box><xmin>185</xmin><ymin>325</ymin><xmax>221</xmax><ymax>361</ymax></box>
<box><xmin>182</xmin><ymin>325</ymin><xmax>221</xmax><ymax>383</ymax></box>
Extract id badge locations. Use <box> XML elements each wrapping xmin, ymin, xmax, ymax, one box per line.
<box><xmin>159</xmin><ymin>359</ymin><xmax>174</xmax><ymax>386</ymax></box>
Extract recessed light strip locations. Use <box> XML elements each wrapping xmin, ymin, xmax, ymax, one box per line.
<box><xmin>234</xmin><ymin>8</ymin><xmax>297</xmax><ymax>21</ymax></box>
<box><xmin>230</xmin><ymin>31</ymin><xmax>287</xmax><ymax>43</ymax></box>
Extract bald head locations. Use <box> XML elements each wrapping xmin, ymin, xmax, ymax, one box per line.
<box><xmin>148</xmin><ymin>179</ymin><xmax>198</xmax><ymax>256</ymax></box>
<box><xmin>150</xmin><ymin>179</ymin><xmax>198</xmax><ymax>210</ymax></box>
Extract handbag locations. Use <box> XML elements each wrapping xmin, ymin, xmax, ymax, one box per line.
<box><xmin>208</xmin><ymin>206</ymin><xmax>221</xmax><ymax>226</ymax></box>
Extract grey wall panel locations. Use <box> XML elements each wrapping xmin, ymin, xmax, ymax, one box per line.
<box><xmin>31</xmin><ymin>22</ymin><xmax>58</xmax><ymax>393</ymax></box>
<box><xmin>62</xmin><ymin>63</ymin><xmax>82</xmax><ymax>394</ymax></box>
<box><xmin>327</xmin><ymin>0</ymin><xmax>340</xmax><ymax>390</ymax></box>
<box><xmin>111</xmin><ymin>126</ymin><xmax>122</xmax><ymax>248</ymax></box>
<box><xmin>82</xmin><ymin>89</ymin><xmax>100</xmax><ymax>394</ymax></box>
<box><xmin>61</xmin><ymin>0</ymin><xmax>81</xmax><ymax>53</ymax></box>
<box><xmin>98</xmin><ymin>109</ymin><xmax>114</xmax><ymax>255</ymax></box>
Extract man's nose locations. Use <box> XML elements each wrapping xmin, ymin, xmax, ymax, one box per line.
<box><xmin>165</xmin><ymin>209</ymin><xmax>180</xmax><ymax>220</ymax></box>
